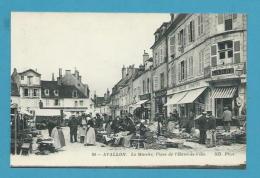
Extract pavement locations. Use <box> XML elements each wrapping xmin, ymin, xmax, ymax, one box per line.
<box><xmin>10</xmin><ymin>127</ymin><xmax>246</xmax><ymax>167</ymax></box>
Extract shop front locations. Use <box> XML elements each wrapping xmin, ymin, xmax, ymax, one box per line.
<box><xmin>131</xmin><ymin>93</ymin><xmax>151</xmax><ymax>120</ymax></box>
<box><xmin>165</xmin><ymin>80</ymin><xmax>210</xmax><ymax>123</ymax></box>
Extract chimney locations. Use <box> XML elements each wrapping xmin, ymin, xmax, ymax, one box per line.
<box><xmin>107</xmin><ymin>88</ymin><xmax>110</xmax><ymax>97</ymax></box>
<box><xmin>122</xmin><ymin>65</ymin><xmax>126</xmax><ymax>78</ymax></box>
<box><xmin>170</xmin><ymin>13</ymin><xmax>175</xmax><ymax>22</ymax></box>
<box><xmin>59</xmin><ymin>68</ymin><xmax>62</xmax><ymax>78</ymax></box>
<box><xmin>79</xmin><ymin>76</ymin><xmax>82</xmax><ymax>82</ymax></box>
<box><xmin>143</xmin><ymin>50</ymin><xmax>149</xmax><ymax>64</ymax></box>
<box><xmin>65</xmin><ymin>70</ymin><xmax>71</xmax><ymax>75</ymax></box>
<box><xmin>52</xmin><ymin>73</ymin><xmax>55</xmax><ymax>81</ymax></box>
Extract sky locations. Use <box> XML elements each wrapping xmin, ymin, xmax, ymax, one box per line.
<box><xmin>11</xmin><ymin>12</ymin><xmax>170</xmax><ymax>96</ymax></box>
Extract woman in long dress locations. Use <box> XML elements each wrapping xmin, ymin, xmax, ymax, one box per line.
<box><xmin>51</xmin><ymin>126</ymin><xmax>65</xmax><ymax>150</ymax></box>
<box><xmin>84</xmin><ymin>120</ymin><xmax>96</xmax><ymax>146</ymax></box>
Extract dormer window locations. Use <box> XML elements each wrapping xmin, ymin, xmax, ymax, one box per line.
<box><xmin>72</xmin><ymin>90</ymin><xmax>78</xmax><ymax>98</ymax></box>
<box><xmin>54</xmin><ymin>90</ymin><xmax>59</xmax><ymax>96</ymax></box>
<box><xmin>44</xmin><ymin>89</ymin><xmax>49</xmax><ymax>96</ymax></box>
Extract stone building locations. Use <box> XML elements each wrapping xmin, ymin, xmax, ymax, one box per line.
<box><xmin>165</xmin><ymin>14</ymin><xmax>247</xmax><ymax>120</ymax></box>
<box><xmin>150</xmin><ymin>22</ymin><xmax>170</xmax><ymax>119</ymax></box>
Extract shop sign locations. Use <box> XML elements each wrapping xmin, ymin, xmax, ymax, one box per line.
<box><xmin>212</xmin><ymin>68</ymin><xmax>234</xmax><ymax>76</ymax></box>
<box><xmin>155</xmin><ymin>89</ymin><xmax>167</xmax><ymax>97</ymax></box>
<box><xmin>139</xmin><ymin>93</ymin><xmax>151</xmax><ymax>100</ymax></box>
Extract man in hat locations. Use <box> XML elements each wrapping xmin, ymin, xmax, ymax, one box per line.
<box><xmin>222</xmin><ymin>106</ymin><xmax>232</xmax><ymax>132</ymax></box>
<box><xmin>68</xmin><ymin>115</ymin><xmax>79</xmax><ymax>143</ymax></box>
<box><xmin>198</xmin><ymin>111</ymin><xmax>207</xmax><ymax>144</ymax></box>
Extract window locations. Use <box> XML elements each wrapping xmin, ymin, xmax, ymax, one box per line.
<box><xmin>234</xmin><ymin>41</ymin><xmax>241</xmax><ymax>63</ymax></box>
<box><xmin>218</xmin><ymin>41</ymin><xmax>233</xmax><ymax>63</ymax></box>
<box><xmin>169</xmin><ymin>35</ymin><xmax>175</xmax><ymax>57</ymax></box>
<box><xmin>28</xmin><ymin>76</ymin><xmax>33</xmax><ymax>85</ymax></box>
<box><xmin>80</xmin><ymin>100</ymin><xmax>83</xmax><ymax>106</ymax></box>
<box><xmin>33</xmin><ymin>89</ymin><xmax>38</xmax><ymax>97</ymax></box>
<box><xmin>44</xmin><ymin>89</ymin><xmax>49</xmax><ymax>96</ymax></box>
<box><xmin>160</xmin><ymin>73</ymin><xmax>164</xmax><ymax>89</ymax></box>
<box><xmin>188</xmin><ymin>56</ymin><xmax>193</xmax><ymax>78</ymax></box>
<box><xmin>21</xmin><ymin>76</ymin><xmax>24</xmax><ymax>80</ymax></box>
<box><xmin>74</xmin><ymin>101</ymin><xmax>78</xmax><ymax>107</ymax></box>
<box><xmin>147</xmin><ymin>78</ymin><xmax>150</xmax><ymax>93</ymax></box>
<box><xmin>54</xmin><ymin>99</ymin><xmax>59</xmax><ymax>106</ymax></box>
<box><xmin>199</xmin><ymin>50</ymin><xmax>204</xmax><ymax>75</ymax></box>
<box><xmin>225</xmin><ymin>18</ymin><xmax>233</xmax><ymax>31</ymax></box>
<box><xmin>72</xmin><ymin>90</ymin><xmax>78</xmax><ymax>98</ymax></box>
<box><xmin>198</xmin><ymin>15</ymin><xmax>204</xmax><ymax>36</ymax></box>
<box><xmin>188</xmin><ymin>20</ymin><xmax>195</xmax><ymax>42</ymax></box>
<box><xmin>54</xmin><ymin>90</ymin><xmax>59</xmax><ymax>96</ymax></box>
<box><xmin>24</xmin><ymin>88</ymin><xmax>29</xmax><ymax>97</ymax></box>
<box><xmin>178</xmin><ymin>29</ymin><xmax>184</xmax><ymax>46</ymax></box>
<box><xmin>180</xmin><ymin>60</ymin><xmax>187</xmax><ymax>81</ymax></box>
<box><xmin>170</xmin><ymin>64</ymin><xmax>176</xmax><ymax>86</ymax></box>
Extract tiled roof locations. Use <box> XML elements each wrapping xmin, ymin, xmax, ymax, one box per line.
<box><xmin>11</xmin><ymin>83</ymin><xmax>20</xmax><ymax>96</ymax></box>
<box><xmin>18</xmin><ymin>69</ymin><xmax>41</xmax><ymax>76</ymax></box>
<box><xmin>41</xmin><ymin>80</ymin><xmax>87</xmax><ymax>98</ymax></box>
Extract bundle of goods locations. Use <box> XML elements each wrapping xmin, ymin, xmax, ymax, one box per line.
<box><xmin>36</xmin><ymin>137</ymin><xmax>55</xmax><ymax>155</ymax></box>
<box><xmin>221</xmin><ymin>132</ymin><xmax>234</xmax><ymax>145</ymax></box>
<box><xmin>231</xmin><ymin>130</ymin><xmax>246</xmax><ymax>144</ymax></box>
<box><xmin>165</xmin><ymin>138</ymin><xmax>184</xmax><ymax>148</ymax></box>
<box><xmin>145</xmin><ymin>131</ymin><xmax>157</xmax><ymax>144</ymax></box>
<box><xmin>179</xmin><ymin>132</ymin><xmax>191</xmax><ymax>139</ymax></box>
<box><xmin>156</xmin><ymin>136</ymin><xmax>167</xmax><ymax>145</ymax></box>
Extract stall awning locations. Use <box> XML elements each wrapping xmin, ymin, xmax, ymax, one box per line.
<box><xmin>35</xmin><ymin>109</ymin><xmax>61</xmax><ymax>116</ymax></box>
<box><xmin>164</xmin><ymin>92</ymin><xmax>187</xmax><ymax>106</ymax></box>
<box><xmin>211</xmin><ymin>87</ymin><xmax>237</xmax><ymax>98</ymax></box>
<box><xmin>178</xmin><ymin>87</ymin><xmax>207</xmax><ymax>104</ymax></box>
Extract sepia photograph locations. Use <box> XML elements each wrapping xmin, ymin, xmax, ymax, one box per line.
<box><xmin>10</xmin><ymin>12</ymin><xmax>247</xmax><ymax>168</ymax></box>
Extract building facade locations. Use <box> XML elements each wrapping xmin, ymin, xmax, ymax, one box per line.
<box><xmin>165</xmin><ymin>14</ymin><xmax>247</xmax><ymax>120</ymax></box>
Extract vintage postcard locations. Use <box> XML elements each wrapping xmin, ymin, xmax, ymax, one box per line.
<box><xmin>10</xmin><ymin>12</ymin><xmax>246</xmax><ymax>168</ymax></box>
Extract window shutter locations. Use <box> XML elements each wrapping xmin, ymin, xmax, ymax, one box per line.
<box><xmin>234</xmin><ymin>41</ymin><xmax>241</xmax><ymax>63</ymax></box>
<box><xmin>169</xmin><ymin>35</ymin><xmax>175</xmax><ymax>56</ymax></box>
<box><xmin>190</xmin><ymin>56</ymin><xmax>193</xmax><ymax>77</ymax></box>
<box><xmin>201</xmin><ymin>15</ymin><xmax>204</xmax><ymax>34</ymax></box>
<box><xmin>184</xmin><ymin>59</ymin><xmax>188</xmax><ymax>79</ymax></box>
<box><xmin>188</xmin><ymin>22</ymin><xmax>191</xmax><ymax>42</ymax></box>
<box><xmin>178</xmin><ymin>32</ymin><xmax>181</xmax><ymax>45</ymax></box>
<box><xmin>153</xmin><ymin>76</ymin><xmax>159</xmax><ymax>91</ymax></box>
<box><xmin>211</xmin><ymin>45</ymin><xmax>217</xmax><ymax>67</ymax></box>
<box><xmin>218</xmin><ymin>14</ymin><xmax>224</xmax><ymax>24</ymax></box>
<box><xmin>178</xmin><ymin>63</ymin><xmax>181</xmax><ymax>81</ymax></box>
<box><xmin>183</xmin><ymin>27</ymin><xmax>187</xmax><ymax>46</ymax></box>
<box><xmin>192</xmin><ymin>21</ymin><xmax>195</xmax><ymax>41</ymax></box>
<box><xmin>198</xmin><ymin>16</ymin><xmax>201</xmax><ymax>36</ymax></box>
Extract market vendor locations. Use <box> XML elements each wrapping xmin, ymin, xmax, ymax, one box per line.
<box><xmin>206</xmin><ymin>111</ymin><xmax>216</xmax><ymax>148</ymax></box>
<box><xmin>84</xmin><ymin>119</ymin><xmax>96</xmax><ymax>146</ymax></box>
<box><xmin>198</xmin><ymin>111</ymin><xmax>207</xmax><ymax>144</ymax></box>
<box><xmin>139</xmin><ymin>119</ymin><xmax>147</xmax><ymax>139</ymax></box>
<box><xmin>111</xmin><ymin>117</ymin><xmax>120</xmax><ymax>133</ymax></box>
<box><xmin>122</xmin><ymin>116</ymin><xmax>136</xmax><ymax>147</ymax></box>
<box><xmin>223</xmin><ymin>106</ymin><xmax>232</xmax><ymax>132</ymax></box>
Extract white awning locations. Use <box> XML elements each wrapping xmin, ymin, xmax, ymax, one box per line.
<box><xmin>164</xmin><ymin>92</ymin><xmax>187</xmax><ymax>106</ymax></box>
<box><xmin>130</xmin><ymin>100</ymin><xmax>149</xmax><ymax>109</ymax></box>
<box><xmin>211</xmin><ymin>87</ymin><xmax>237</xmax><ymax>98</ymax></box>
<box><xmin>178</xmin><ymin>87</ymin><xmax>207</xmax><ymax>104</ymax></box>
<box><xmin>35</xmin><ymin>109</ymin><xmax>61</xmax><ymax>116</ymax></box>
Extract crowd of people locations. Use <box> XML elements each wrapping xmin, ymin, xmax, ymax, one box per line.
<box><xmin>44</xmin><ymin>106</ymin><xmax>238</xmax><ymax>150</ymax></box>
